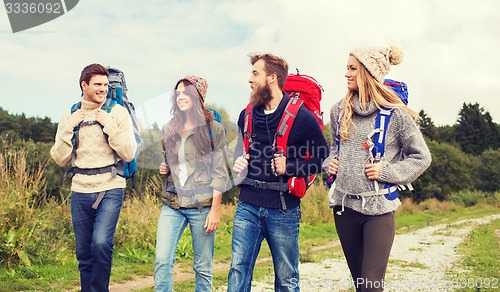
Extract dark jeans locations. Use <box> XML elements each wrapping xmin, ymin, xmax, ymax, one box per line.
<box><xmin>71</xmin><ymin>189</ymin><xmax>124</xmax><ymax>292</ymax></box>
<box><xmin>334</xmin><ymin>206</ymin><xmax>395</xmax><ymax>292</ymax></box>
<box><xmin>228</xmin><ymin>201</ymin><xmax>301</xmax><ymax>292</ymax></box>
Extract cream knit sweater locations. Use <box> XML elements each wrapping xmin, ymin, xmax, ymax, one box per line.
<box><xmin>51</xmin><ymin>99</ymin><xmax>137</xmax><ymax>193</ymax></box>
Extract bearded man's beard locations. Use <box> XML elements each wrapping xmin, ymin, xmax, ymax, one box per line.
<box><xmin>250</xmin><ymin>83</ymin><xmax>273</xmax><ymax>107</ymax></box>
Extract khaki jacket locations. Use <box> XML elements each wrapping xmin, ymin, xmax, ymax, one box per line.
<box><xmin>162</xmin><ymin>121</ymin><xmax>229</xmax><ymax>209</ymax></box>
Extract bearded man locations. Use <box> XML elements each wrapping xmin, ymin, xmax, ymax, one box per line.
<box><xmin>228</xmin><ymin>53</ymin><xmax>328</xmax><ymax>291</ymax></box>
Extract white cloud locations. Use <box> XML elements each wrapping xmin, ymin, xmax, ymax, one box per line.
<box><xmin>0</xmin><ymin>0</ymin><xmax>498</xmax><ymax>127</ymax></box>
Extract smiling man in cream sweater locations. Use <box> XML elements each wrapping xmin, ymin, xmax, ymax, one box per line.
<box><xmin>51</xmin><ymin>63</ymin><xmax>137</xmax><ymax>292</ymax></box>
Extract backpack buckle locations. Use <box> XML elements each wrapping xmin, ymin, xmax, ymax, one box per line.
<box><xmin>87</xmin><ymin>169</ymin><xmax>98</xmax><ymax>175</ymax></box>
<box><xmin>254</xmin><ymin>180</ymin><xmax>266</xmax><ymax>189</ymax></box>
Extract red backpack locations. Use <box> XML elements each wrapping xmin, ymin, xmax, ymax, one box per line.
<box><xmin>241</xmin><ymin>71</ymin><xmax>324</xmax><ymax>201</ymax></box>
<box><xmin>283</xmin><ymin>72</ymin><xmax>324</xmax><ymax>133</ymax></box>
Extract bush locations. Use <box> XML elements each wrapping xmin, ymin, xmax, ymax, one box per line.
<box><xmin>396</xmin><ymin>197</ymin><xmax>462</xmax><ymax>216</ymax></box>
<box><xmin>0</xmin><ymin>145</ymin><xmax>73</xmax><ymax>268</ymax></box>
<box><xmin>300</xmin><ymin>182</ymin><xmax>332</xmax><ymax>225</ymax></box>
<box><xmin>114</xmin><ymin>176</ymin><xmax>162</xmax><ymax>264</ymax></box>
<box><xmin>447</xmin><ymin>190</ymin><xmax>500</xmax><ymax>207</ymax></box>
<box><xmin>475</xmin><ymin>149</ymin><xmax>500</xmax><ymax>193</ymax></box>
<box><xmin>411</xmin><ymin>140</ymin><xmax>478</xmax><ymax>201</ymax></box>
<box><xmin>417</xmin><ymin>198</ymin><xmax>461</xmax><ymax>212</ymax></box>
<box><xmin>396</xmin><ymin>198</ymin><xmax>421</xmax><ymax>216</ymax></box>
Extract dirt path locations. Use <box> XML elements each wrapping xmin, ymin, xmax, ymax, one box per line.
<box><xmin>109</xmin><ymin>242</ymin><xmax>340</xmax><ymax>291</ymax></box>
<box><xmin>247</xmin><ymin>214</ymin><xmax>500</xmax><ymax>291</ymax></box>
<box><xmin>110</xmin><ymin>214</ymin><xmax>499</xmax><ymax>291</ymax></box>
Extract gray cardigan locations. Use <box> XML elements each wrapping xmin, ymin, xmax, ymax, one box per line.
<box><xmin>323</xmin><ymin>97</ymin><xmax>432</xmax><ymax>215</ymax></box>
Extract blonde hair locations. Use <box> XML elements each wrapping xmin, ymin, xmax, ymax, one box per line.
<box><xmin>338</xmin><ymin>58</ymin><xmax>418</xmax><ymax>141</ymax></box>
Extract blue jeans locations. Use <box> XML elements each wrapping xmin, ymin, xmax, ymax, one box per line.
<box><xmin>71</xmin><ymin>189</ymin><xmax>124</xmax><ymax>292</ymax></box>
<box><xmin>228</xmin><ymin>201</ymin><xmax>301</xmax><ymax>292</ymax></box>
<box><xmin>154</xmin><ymin>205</ymin><xmax>215</xmax><ymax>292</ymax></box>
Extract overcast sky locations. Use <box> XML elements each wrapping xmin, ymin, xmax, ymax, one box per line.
<box><xmin>1</xmin><ymin>0</ymin><xmax>499</xmax><ymax>128</ymax></box>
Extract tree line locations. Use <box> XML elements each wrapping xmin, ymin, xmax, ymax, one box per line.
<box><xmin>412</xmin><ymin>103</ymin><xmax>499</xmax><ymax>200</ymax></box>
<box><xmin>0</xmin><ymin>102</ymin><xmax>498</xmax><ymax>202</ymax></box>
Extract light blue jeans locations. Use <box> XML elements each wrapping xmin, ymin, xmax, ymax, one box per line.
<box><xmin>228</xmin><ymin>201</ymin><xmax>301</xmax><ymax>292</ymax></box>
<box><xmin>71</xmin><ymin>189</ymin><xmax>124</xmax><ymax>292</ymax></box>
<box><xmin>154</xmin><ymin>205</ymin><xmax>215</xmax><ymax>292</ymax></box>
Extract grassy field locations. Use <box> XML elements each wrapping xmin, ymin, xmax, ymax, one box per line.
<box><xmin>156</xmin><ymin>205</ymin><xmax>500</xmax><ymax>292</ymax></box>
<box><xmin>0</xmin><ymin>145</ymin><xmax>498</xmax><ymax>291</ymax></box>
<box><xmin>1</xmin><ymin>213</ymin><xmax>499</xmax><ymax>291</ymax></box>
<box><xmin>447</xmin><ymin>218</ymin><xmax>500</xmax><ymax>291</ymax></box>
<box><xmin>0</xmin><ymin>186</ymin><xmax>498</xmax><ymax>291</ymax></box>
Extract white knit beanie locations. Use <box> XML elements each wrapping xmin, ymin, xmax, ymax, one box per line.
<box><xmin>350</xmin><ymin>46</ymin><xmax>404</xmax><ymax>83</ymax></box>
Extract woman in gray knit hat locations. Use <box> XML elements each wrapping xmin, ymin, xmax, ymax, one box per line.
<box><xmin>323</xmin><ymin>46</ymin><xmax>431</xmax><ymax>291</ymax></box>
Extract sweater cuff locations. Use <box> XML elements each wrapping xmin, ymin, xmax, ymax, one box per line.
<box><xmin>210</xmin><ymin>178</ymin><xmax>228</xmax><ymax>193</ymax></box>
<box><xmin>379</xmin><ymin>161</ymin><xmax>391</xmax><ymax>183</ymax></box>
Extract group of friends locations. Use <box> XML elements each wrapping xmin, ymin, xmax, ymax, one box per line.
<box><xmin>50</xmin><ymin>45</ymin><xmax>432</xmax><ymax>292</ymax></box>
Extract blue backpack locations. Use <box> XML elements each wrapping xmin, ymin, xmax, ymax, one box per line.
<box><xmin>208</xmin><ymin>108</ymin><xmax>223</xmax><ymax>124</ymax></box>
<box><xmin>207</xmin><ymin>107</ymin><xmax>235</xmax><ymax>189</ymax></box>
<box><xmin>326</xmin><ymin>79</ymin><xmax>412</xmax><ymax>200</ymax></box>
<box><xmin>383</xmin><ymin>79</ymin><xmax>408</xmax><ymax>105</ymax></box>
<box><xmin>68</xmin><ymin>67</ymin><xmax>141</xmax><ymax>180</ymax></box>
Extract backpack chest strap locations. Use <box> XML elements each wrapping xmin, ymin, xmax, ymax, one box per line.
<box><xmin>66</xmin><ymin>160</ymin><xmax>125</xmax><ymax>179</ymax></box>
<box><xmin>334</xmin><ymin>184</ymin><xmax>399</xmax><ymax>215</ymax></box>
<box><xmin>174</xmin><ymin>186</ymin><xmax>213</xmax><ymax>196</ymax></box>
<box><xmin>71</xmin><ymin>118</ymin><xmax>118</xmax><ymax>173</ymax></box>
<box><xmin>240</xmin><ymin>178</ymin><xmax>288</xmax><ymax>192</ymax></box>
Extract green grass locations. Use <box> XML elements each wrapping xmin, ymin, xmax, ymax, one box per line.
<box><xmin>0</xmin><ymin>257</ymin><xmax>158</xmax><ymax>292</ymax></box>
<box><xmin>0</xmin><ymin>153</ymin><xmax>497</xmax><ymax>292</ymax></box>
<box><xmin>3</xmin><ymin>203</ymin><xmax>497</xmax><ymax>291</ymax></box>
<box><xmin>395</xmin><ymin>202</ymin><xmax>499</xmax><ymax>233</ymax></box>
<box><xmin>447</xmin><ymin>219</ymin><xmax>500</xmax><ymax>291</ymax></box>
<box><xmin>299</xmin><ymin>222</ymin><xmax>337</xmax><ymax>247</ymax></box>
<box><xmin>389</xmin><ymin>259</ymin><xmax>429</xmax><ymax>270</ymax></box>
<box><xmin>111</xmin><ymin>258</ymin><xmax>156</xmax><ymax>284</ymax></box>
<box><xmin>168</xmin><ymin>206</ymin><xmax>500</xmax><ymax>291</ymax></box>
<box><xmin>0</xmin><ymin>260</ymin><xmax>79</xmax><ymax>292</ymax></box>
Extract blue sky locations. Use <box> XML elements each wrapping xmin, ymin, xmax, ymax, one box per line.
<box><xmin>1</xmin><ymin>0</ymin><xmax>499</xmax><ymax>128</ymax></box>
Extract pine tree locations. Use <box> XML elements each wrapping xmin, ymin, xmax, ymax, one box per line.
<box><xmin>455</xmin><ymin>102</ymin><xmax>497</xmax><ymax>155</ymax></box>
<box><xmin>418</xmin><ymin>110</ymin><xmax>438</xmax><ymax>141</ymax></box>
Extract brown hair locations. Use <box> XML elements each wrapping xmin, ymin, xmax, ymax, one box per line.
<box><xmin>249</xmin><ymin>53</ymin><xmax>289</xmax><ymax>89</ymax></box>
<box><xmin>163</xmin><ymin>80</ymin><xmax>213</xmax><ymax>162</ymax></box>
<box><xmin>79</xmin><ymin>64</ymin><xmax>109</xmax><ymax>90</ymax></box>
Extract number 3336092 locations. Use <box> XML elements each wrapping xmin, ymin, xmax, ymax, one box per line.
<box><xmin>5</xmin><ymin>2</ymin><xmax>62</xmax><ymax>14</ymax></box>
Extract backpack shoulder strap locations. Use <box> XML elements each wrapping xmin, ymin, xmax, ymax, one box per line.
<box><xmin>208</xmin><ymin>108</ymin><xmax>223</xmax><ymax>123</ymax></box>
<box><xmin>242</xmin><ymin>103</ymin><xmax>254</xmax><ymax>155</ymax></box>
<box><xmin>69</xmin><ymin>102</ymin><xmax>83</xmax><ymax>167</ymax></box>
<box><xmin>71</xmin><ymin>102</ymin><xmax>81</xmax><ymax>114</ymax></box>
<box><xmin>334</xmin><ymin>100</ymin><xmax>343</xmax><ymax>154</ymax></box>
<box><xmin>275</xmin><ymin>97</ymin><xmax>303</xmax><ymax>156</ymax></box>
<box><xmin>101</xmin><ymin>98</ymin><xmax>117</xmax><ymax>113</ymax></box>
<box><xmin>372</xmin><ymin>106</ymin><xmax>413</xmax><ymax>197</ymax></box>
<box><xmin>207</xmin><ymin>120</ymin><xmax>216</xmax><ymax>151</ymax></box>
<box><xmin>372</xmin><ymin>106</ymin><xmax>394</xmax><ymax>161</ymax></box>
